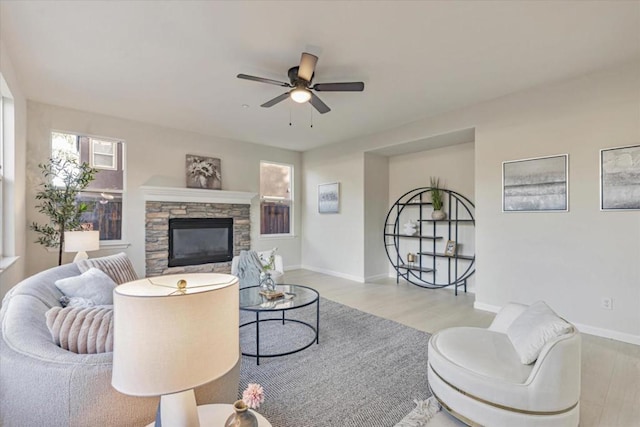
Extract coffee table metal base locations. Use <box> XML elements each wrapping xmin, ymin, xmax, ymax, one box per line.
<box><xmin>240</xmin><ymin>299</ymin><xmax>319</xmax><ymax>365</ymax></box>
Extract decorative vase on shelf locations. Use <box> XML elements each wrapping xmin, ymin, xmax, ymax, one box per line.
<box><xmin>225</xmin><ymin>400</ymin><xmax>258</xmax><ymax>427</ymax></box>
<box><xmin>431</xmin><ymin>210</ymin><xmax>446</xmax><ymax>220</ymax></box>
<box><xmin>259</xmin><ymin>271</ymin><xmax>277</xmax><ymax>293</ymax></box>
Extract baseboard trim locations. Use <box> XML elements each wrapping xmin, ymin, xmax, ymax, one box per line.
<box><xmin>364</xmin><ymin>273</ymin><xmax>389</xmax><ymax>282</ymax></box>
<box><xmin>473</xmin><ymin>301</ymin><xmax>501</xmax><ymax>313</ymax></box>
<box><xmin>300</xmin><ymin>265</ymin><xmax>365</xmax><ymax>283</ymax></box>
<box><xmin>283</xmin><ymin>265</ymin><xmax>301</xmax><ymax>272</ymax></box>
<box><xmin>572</xmin><ymin>322</ymin><xmax>640</xmax><ymax>346</ymax></box>
<box><xmin>474</xmin><ymin>301</ymin><xmax>640</xmax><ymax>346</ymax></box>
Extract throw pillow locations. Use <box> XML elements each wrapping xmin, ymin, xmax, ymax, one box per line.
<box><xmin>507</xmin><ymin>301</ymin><xmax>572</xmax><ymax>364</ymax></box>
<box><xmin>45</xmin><ymin>306</ymin><xmax>114</xmax><ymax>354</ymax></box>
<box><xmin>55</xmin><ymin>268</ymin><xmax>116</xmax><ymax>306</ymax></box>
<box><xmin>77</xmin><ymin>252</ymin><xmax>138</xmax><ymax>285</ymax></box>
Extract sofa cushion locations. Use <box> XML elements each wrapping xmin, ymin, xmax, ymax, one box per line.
<box><xmin>55</xmin><ymin>268</ymin><xmax>116</xmax><ymax>306</ymax></box>
<box><xmin>77</xmin><ymin>252</ymin><xmax>138</xmax><ymax>285</ymax></box>
<box><xmin>45</xmin><ymin>306</ymin><xmax>114</xmax><ymax>354</ymax></box>
<box><xmin>507</xmin><ymin>301</ymin><xmax>572</xmax><ymax>364</ymax></box>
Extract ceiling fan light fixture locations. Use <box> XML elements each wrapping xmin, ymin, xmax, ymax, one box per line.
<box><xmin>290</xmin><ymin>87</ymin><xmax>311</xmax><ymax>103</ymax></box>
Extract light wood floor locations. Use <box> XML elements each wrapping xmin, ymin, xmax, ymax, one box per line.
<box><xmin>285</xmin><ymin>269</ymin><xmax>640</xmax><ymax>427</ymax></box>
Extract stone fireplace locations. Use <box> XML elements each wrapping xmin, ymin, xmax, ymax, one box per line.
<box><xmin>142</xmin><ymin>186</ymin><xmax>255</xmax><ymax>277</ymax></box>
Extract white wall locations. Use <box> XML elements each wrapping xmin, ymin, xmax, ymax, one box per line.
<box><xmin>0</xmin><ymin>41</ymin><xmax>27</xmax><ymax>298</ymax></box>
<box><xmin>301</xmin><ymin>150</ymin><xmax>365</xmax><ymax>281</ymax></box>
<box><xmin>25</xmin><ymin>101</ymin><xmax>302</xmax><ymax>278</ymax></box>
<box><xmin>302</xmin><ymin>60</ymin><xmax>640</xmax><ymax>343</ymax></box>
<box><xmin>364</xmin><ymin>152</ymin><xmax>389</xmax><ymax>280</ymax></box>
<box><xmin>388</xmin><ymin>142</ymin><xmax>476</xmax><ymax>289</ymax></box>
<box><xmin>473</xmin><ymin>63</ymin><xmax>640</xmax><ymax>343</ymax></box>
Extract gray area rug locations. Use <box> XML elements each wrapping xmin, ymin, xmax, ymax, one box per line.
<box><xmin>239</xmin><ymin>297</ymin><xmax>431</xmax><ymax>427</ymax></box>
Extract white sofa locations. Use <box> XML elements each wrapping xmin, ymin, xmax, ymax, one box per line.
<box><xmin>0</xmin><ymin>263</ymin><xmax>241</xmax><ymax>427</ymax></box>
<box><xmin>427</xmin><ymin>303</ymin><xmax>581</xmax><ymax>426</ymax></box>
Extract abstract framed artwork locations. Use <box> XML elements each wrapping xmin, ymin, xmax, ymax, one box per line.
<box><xmin>600</xmin><ymin>144</ymin><xmax>640</xmax><ymax>211</ymax></box>
<box><xmin>318</xmin><ymin>182</ymin><xmax>340</xmax><ymax>214</ymax></box>
<box><xmin>502</xmin><ymin>154</ymin><xmax>568</xmax><ymax>212</ymax></box>
<box><xmin>186</xmin><ymin>154</ymin><xmax>221</xmax><ymax>190</ymax></box>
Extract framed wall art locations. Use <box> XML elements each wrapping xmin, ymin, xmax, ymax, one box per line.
<box><xmin>502</xmin><ymin>154</ymin><xmax>568</xmax><ymax>212</ymax></box>
<box><xmin>600</xmin><ymin>144</ymin><xmax>640</xmax><ymax>210</ymax></box>
<box><xmin>318</xmin><ymin>182</ymin><xmax>340</xmax><ymax>214</ymax></box>
<box><xmin>186</xmin><ymin>155</ymin><xmax>221</xmax><ymax>190</ymax></box>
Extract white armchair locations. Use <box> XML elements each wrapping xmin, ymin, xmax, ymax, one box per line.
<box><xmin>427</xmin><ymin>302</ymin><xmax>581</xmax><ymax>426</ymax></box>
<box><xmin>231</xmin><ymin>252</ymin><xmax>285</xmax><ymax>285</ymax></box>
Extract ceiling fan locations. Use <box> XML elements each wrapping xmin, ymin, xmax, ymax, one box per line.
<box><xmin>237</xmin><ymin>52</ymin><xmax>364</xmax><ymax>114</ymax></box>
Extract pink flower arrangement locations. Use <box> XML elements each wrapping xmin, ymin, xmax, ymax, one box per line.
<box><xmin>242</xmin><ymin>383</ymin><xmax>265</xmax><ymax>409</ymax></box>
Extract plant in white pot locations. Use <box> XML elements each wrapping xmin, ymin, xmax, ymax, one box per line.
<box><xmin>430</xmin><ymin>177</ymin><xmax>446</xmax><ymax>220</ymax></box>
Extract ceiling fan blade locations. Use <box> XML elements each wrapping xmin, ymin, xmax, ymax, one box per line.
<box><xmin>298</xmin><ymin>52</ymin><xmax>318</xmax><ymax>82</ymax></box>
<box><xmin>237</xmin><ymin>74</ymin><xmax>291</xmax><ymax>87</ymax></box>
<box><xmin>261</xmin><ymin>92</ymin><xmax>291</xmax><ymax>108</ymax></box>
<box><xmin>313</xmin><ymin>82</ymin><xmax>365</xmax><ymax>92</ymax></box>
<box><xmin>309</xmin><ymin>92</ymin><xmax>331</xmax><ymax>114</ymax></box>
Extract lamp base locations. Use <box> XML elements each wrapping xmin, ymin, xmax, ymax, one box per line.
<box><xmin>155</xmin><ymin>389</ymin><xmax>199</xmax><ymax>427</ymax></box>
<box><xmin>73</xmin><ymin>251</ymin><xmax>89</xmax><ymax>263</ymax></box>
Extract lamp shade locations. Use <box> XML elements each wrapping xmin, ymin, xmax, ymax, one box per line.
<box><xmin>111</xmin><ymin>273</ymin><xmax>239</xmax><ymax>397</ymax></box>
<box><xmin>63</xmin><ymin>230</ymin><xmax>100</xmax><ymax>252</ymax></box>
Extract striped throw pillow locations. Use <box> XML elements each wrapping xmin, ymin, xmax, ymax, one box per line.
<box><xmin>77</xmin><ymin>252</ymin><xmax>138</xmax><ymax>285</ymax></box>
<box><xmin>46</xmin><ymin>306</ymin><xmax>114</xmax><ymax>354</ymax></box>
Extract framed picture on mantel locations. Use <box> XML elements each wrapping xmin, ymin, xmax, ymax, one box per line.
<box><xmin>186</xmin><ymin>155</ymin><xmax>221</xmax><ymax>190</ymax></box>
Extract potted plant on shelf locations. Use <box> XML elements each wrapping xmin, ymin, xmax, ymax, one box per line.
<box><xmin>30</xmin><ymin>156</ymin><xmax>98</xmax><ymax>266</ymax></box>
<box><xmin>430</xmin><ymin>177</ymin><xmax>446</xmax><ymax>220</ymax></box>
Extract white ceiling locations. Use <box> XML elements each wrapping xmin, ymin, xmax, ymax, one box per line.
<box><xmin>1</xmin><ymin>1</ymin><xmax>639</xmax><ymax>151</ymax></box>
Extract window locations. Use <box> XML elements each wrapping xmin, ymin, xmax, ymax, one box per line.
<box><xmin>260</xmin><ymin>161</ymin><xmax>293</xmax><ymax>235</ymax></box>
<box><xmin>51</xmin><ymin>131</ymin><xmax>125</xmax><ymax>242</ymax></box>
<box><xmin>90</xmin><ymin>139</ymin><xmax>117</xmax><ymax>170</ymax></box>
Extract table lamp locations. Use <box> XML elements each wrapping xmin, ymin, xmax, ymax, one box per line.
<box><xmin>63</xmin><ymin>230</ymin><xmax>100</xmax><ymax>262</ymax></box>
<box><xmin>112</xmin><ymin>273</ymin><xmax>240</xmax><ymax>427</ymax></box>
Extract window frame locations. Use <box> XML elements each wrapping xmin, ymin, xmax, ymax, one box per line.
<box><xmin>50</xmin><ymin>129</ymin><xmax>127</xmax><ymax>247</ymax></box>
<box><xmin>259</xmin><ymin>160</ymin><xmax>294</xmax><ymax>237</ymax></box>
<box><xmin>89</xmin><ymin>138</ymin><xmax>118</xmax><ymax>170</ymax></box>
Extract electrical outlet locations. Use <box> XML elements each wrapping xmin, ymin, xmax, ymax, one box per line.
<box><xmin>601</xmin><ymin>298</ymin><xmax>613</xmax><ymax>310</ymax></box>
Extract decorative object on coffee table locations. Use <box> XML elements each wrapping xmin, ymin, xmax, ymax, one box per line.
<box><xmin>186</xmin><ymin>154</ymin><xmax>222</xmax><ymax>190</ymax></box>
<box><xmin>429</xmin><ymin>177</ymin><xmax>446</xmax><ymax>220</ymax></box>
<box><xmin>112</xmin><ymin>273</ymin><xmax>239</xmax><ymax>427</ymax></box>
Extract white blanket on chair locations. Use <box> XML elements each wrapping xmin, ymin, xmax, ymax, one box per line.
<box><xmin>236</xmin><ymin>250</ymin><xmax>263</xmax><ymax>288</ymax></box>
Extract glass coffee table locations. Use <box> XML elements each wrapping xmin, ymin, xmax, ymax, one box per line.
<box><xmin>239</xmin><ymin>285</ymin><xmax>319</xmax><ymax>365</ymax></box>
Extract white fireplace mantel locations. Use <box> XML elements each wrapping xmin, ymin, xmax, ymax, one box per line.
<box><xmin>140</xmin><ymin>185</ymin><xmax>257</xmax><ymax>205</ymax></box>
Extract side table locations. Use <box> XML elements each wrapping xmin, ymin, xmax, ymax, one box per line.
<box><xmin>146</xmin><ymin>403</ymin><xmax>272</xmax><ymax>426</ymax></box>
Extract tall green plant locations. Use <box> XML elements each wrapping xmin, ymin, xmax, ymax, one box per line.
<box><xmin>430</xmin><ymin>177</ymin><xmax>444</xmax><ymax>211</ymax></box>
<box><xmin>30</xmin><ymin>157</ymin><xmax>98</xmax><ymax>265</ymax></box>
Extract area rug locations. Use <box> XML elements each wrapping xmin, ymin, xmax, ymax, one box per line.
<box><xmin>239</xmin><ymin>297</ymin><xmax>431</xmax><ymax>427</ymax></box>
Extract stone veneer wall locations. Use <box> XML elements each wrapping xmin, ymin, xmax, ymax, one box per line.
<box><xmin>145</xmin><ymin>201</ymin><xmax>250</xmax><ymax>277</ymax></box>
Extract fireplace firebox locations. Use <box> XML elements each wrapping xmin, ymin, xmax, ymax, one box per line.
<box><xmin>168</xmin><ymin>218</ymin><xmax>233</xmax><ymax>267</ymax></box>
